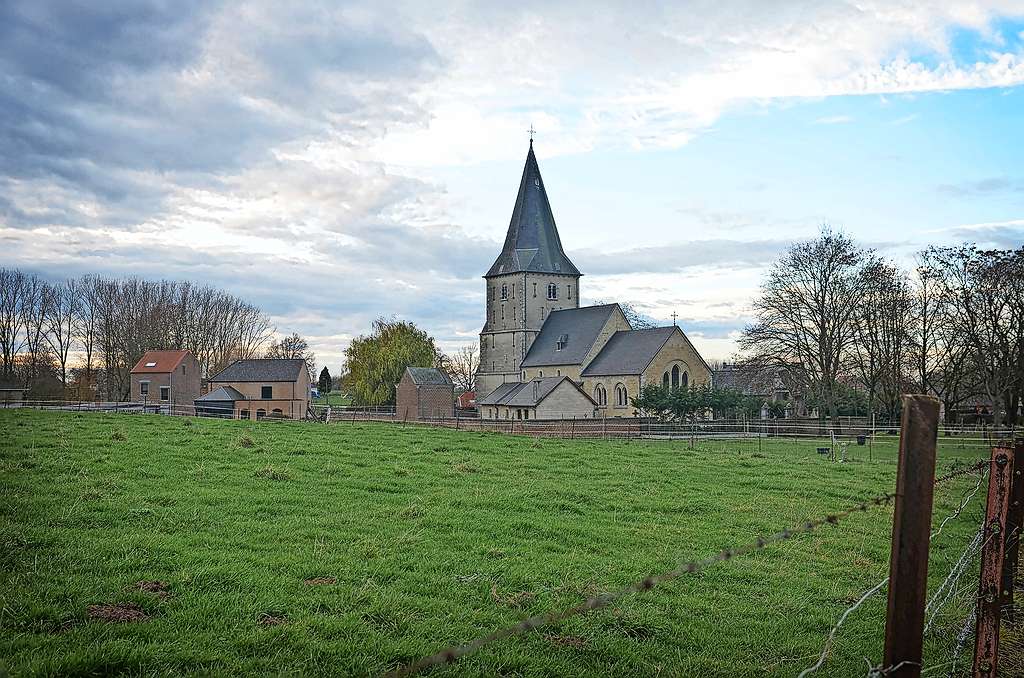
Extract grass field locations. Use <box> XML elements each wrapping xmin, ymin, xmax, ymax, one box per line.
<box><xmin>0</xmin><ymin>410</ymin><xmax>995</xmax><ymax>676</ymax></box>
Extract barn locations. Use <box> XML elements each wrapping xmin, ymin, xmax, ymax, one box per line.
<box><xmin>396</xmin><ymin>367</ymin><xmax>454</xmax><ymax>421</ymax></box>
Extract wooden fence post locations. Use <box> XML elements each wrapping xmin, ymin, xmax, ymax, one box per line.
<box><xmin>882</xmin><ymin>394</ymin><xmax>940</xmax><ymax>678</ymax></box>
<box><xmin>973</xmin><ymin>443</ymin><xmax>1015</xmax><ymax>676</ymax></box>
<box><xmin>1002</xmin><ymin>438</ymin><xmax>1024</xmax><ymax>627</ymax></box>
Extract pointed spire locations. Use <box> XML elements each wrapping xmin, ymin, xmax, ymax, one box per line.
<box><xmin>485</xmin><ymin>142</ymin><xmax>581</xmax><ymax>278</ymax></box>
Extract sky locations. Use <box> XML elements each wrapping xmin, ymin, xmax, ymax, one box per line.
<box><xmin>2</xmin><ymin>1</ymin><xmax>1023</xmax><ymax>374</ymax></box>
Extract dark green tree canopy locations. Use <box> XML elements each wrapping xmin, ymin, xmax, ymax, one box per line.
<box><xmin>343</xmin><ymin>318</ymin><xmax>439</xmax><ymax>406</ymax></box>
<box><xmin>317</xmin><ymin>366</ymin><xmax>332</xmax><ymax>394</ymax></box>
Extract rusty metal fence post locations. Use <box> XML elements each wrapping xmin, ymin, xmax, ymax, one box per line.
<box><xmin>973</xmin><ymin>443</ymin><xmax>1015</xmax><ymax>677</ymax></box>
<box><xmin>1003</xmin><ymin>438</ymin><xmax>1024</xmax><ymax>627</ymax></box>
<box><xmin>882</xmin><ymin>394</ymin><xmax>940</xmax><ymax>678</ymax></box>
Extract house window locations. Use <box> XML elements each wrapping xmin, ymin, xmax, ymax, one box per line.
<box><xmin>159</xmin><ymin>386</ymin><xmax>170</xmax><ymax>402</ymax></box>
<box><xmin>501</xmin><ymin>305</ymin><xmax>505</xmax><ymax>320</ymax></box>
<box><xmin>538</xmin><ymin>370</ymin><xmax>543</xmax><ymax>377</ymax></box>
<box><xmin>524</xmin><ymin>409</ymin><xmax>529</xmax><ymax>420</ymax></box>
<box><xmin>517</xmin><ymin>409</ymin><xmax>522</xmax><ymax>419</ymax></box>
<box><xmin>568</xmin><ymin>285</ymin><xmax>572</xmax><ymax>300</ymax></box>
<box><xmin>556</xmin><ymin>333</ymin><xmax>567</xmax><ymax>351</ymax></box>
<box><xmin>501</xmin><ymin>284</ymin><xmax>508</xmax><ymax>300</ymax></box>
<box><xmin>261</xmin><ymin>385</ymin><xmax>273</xmax><ymax>399</ymax></box>
<box><xmin>533</xmin><ymin>282</ymin><xmax>537</xmax><ymax>297</ymax></box>
<box><xmin>256</xmin><ymin>409</ymin><xmax>266</xmax><ymax>419</ymax></box>
<box><xmin>140</xmin><ymin>381</ymin><xmax>149</xmax><ymax>397</ymax></box>
<box><xmin>547</xmin><ymin>283</ymin><xmax>557</xmax><ymax>300</ymax></box>
<box><xmin>240</xmin><ymin>409</ymin><xmax>249</xmax><ymax>420</ymax></box>
<box><xmin>557</xmin><ymin>370</ymin><xmax>561</xmax><ymax>376</ymax></box>
<box><xmin>272</xmin><ymin>408</ymin><xmax>283</xmax><ymax>417</ymax></box>
<box><xmin>182</xmin><ymin>365</ymin><xmax>186</xmax><ymax>375</ymax></box>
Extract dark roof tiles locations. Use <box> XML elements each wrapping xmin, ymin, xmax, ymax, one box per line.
<box><xmin>520</xmin><ymin>304</ymin><xmax>620</xmax><ymax>368</ymax></box>
<box><xmin>405</xmin><ymin>367</ymin><xmax>452</xmax><ymax>385</ymax></box>
<box><xmin>209</xmin><ymin>359</ymin><xmax>306</xmax><ymax>383</ymax></box>
<box><xmin>581</xmin><ymin>327</ymin><xmax>676</xmax><ymax>376</ymax></box>
<box><xmin>485</xmin><ymin>143</ymin><xmax>580</xmax><ymax>278</ymax></box>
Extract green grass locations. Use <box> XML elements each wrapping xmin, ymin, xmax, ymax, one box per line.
<box><xmin>0</xmin><ymin>410</ymin><xmax>990</xmax><ymax>676</ymax></box>
<box><xmin>313</xmin><ymin>392</ymin><xmax>353</xmax><ymax>407</ymax></box>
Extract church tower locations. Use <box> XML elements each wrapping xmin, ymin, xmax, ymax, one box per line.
<box><xmin>477</xmin><ymin>141</ymin><xmax>581</xmax><ymax>396</ymax></box>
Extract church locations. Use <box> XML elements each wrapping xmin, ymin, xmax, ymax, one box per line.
<box><xmin>476</xmin><ymin>141</ymin><xmax>711</xmax><ymax>419</ymax></box>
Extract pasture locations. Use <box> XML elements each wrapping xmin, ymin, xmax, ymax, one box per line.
<box><xmin>0</xmin><ymin>410</ymin><xmax>992</xmax><ymax>676</ymax></box>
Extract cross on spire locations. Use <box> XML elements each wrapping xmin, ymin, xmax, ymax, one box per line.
<box><xmin>527</xmin><ymin>124</ymin><xmax>536</xmax><ymax>145</ymax></box>
<box><xmin>671</xmin><ymin>311</ymin><xmax>678</xmax><ymax>327</ymax></box>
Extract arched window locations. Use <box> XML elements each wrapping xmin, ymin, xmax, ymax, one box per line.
<box><xmin>547</xmin><ymin>283</ymin><xmax>557</xmax><ymax>300</ymax></box>
<box><xmin>682</xmin><ymin>372</ymin><xmax>689</xmax><ymax>388</ymax></box>
<box><xmin>614</xmin><ymin>384</ymin><xmax>627</xmax><ymax>407</ymax></box>
<box><xmin>594</xmin><ymin>384</ymin><xmax>607</xmax><ymax>406</ymax></box>
<box><xmin>662</xmin><ymin>372</ymin><xmax>669</xmax><ymax>388</ymax></box>
<box><xmin>272</xmin><ymin>408</ymin><xmax>283</xmax><ymax>416</ymax></box>
<box><xmin>671</xmin><ymin>365</ymin><xmax>680</xmax><ymax>389</ymax></box>
<box><xmin>256</xmin><ymin>409</ymin><xmax>266</xmax><ymax>420</ymax></box>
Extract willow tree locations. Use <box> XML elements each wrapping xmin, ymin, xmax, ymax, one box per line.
<box><xmin>343</xmin><ymin>318</ymin><xmax>439</xmax><ymax>406</ymax></box>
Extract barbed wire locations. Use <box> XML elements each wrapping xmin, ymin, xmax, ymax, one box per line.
<box><xmin>383</xmin><ymin>490</ymin><xmax>898</xmax><ymax>678</ymax></box>
<box><xmin>798</xmin><ymin>469</ymin><xmax>988</xmax><ymax>677</ymax></box>
<box><xmin>923</xmin><ymin>528</ymin><xmax>984</xmax><ymax>636</ymax></box>
<box><xmin>933</xmin><ymin>460</ymin><xmax>990</xmax><ymax>485</ymax></box>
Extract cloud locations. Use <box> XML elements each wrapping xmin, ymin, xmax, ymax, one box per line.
<box><xmin>814</xmin><ymin>115</ymin><xmax>854</xmax><ymax>124</ymax></box>
<box><xmin>944</xmin><ymin>219</ymin><xmax>1024</xmax><ymax>248</ymax></box>
<box><xmin>577</xmin><ymin>239</ymin><xmax>791</xmax><ymax>275</ymax></box>
<box><xmin>937</xmin><ymin>177</ymin><xmax>1024</xmax><ymax>197</ymax></box>
<box><xmin>2</xmin><ymin>0</ymin><xmax>1024</xmax><ymax>367</ymax></box>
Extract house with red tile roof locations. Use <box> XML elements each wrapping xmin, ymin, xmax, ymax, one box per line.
<box><xmin>129</xmin><ymin>350</ymin><xmax>201</xmax><ymax>406</ymax></box>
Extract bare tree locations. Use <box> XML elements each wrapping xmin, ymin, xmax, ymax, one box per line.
<box><xmin>923</xmin><ymin>245</ymin><xmax>1024</xmax><ymax>427</ymax></box>
<box><xmin>0</xmin><ymin>268</ymin><xmax>26</xmax><ymax>379</ymax></box>
<box><xmin>265</xmin><ymin>332</ymin><xmax>316</xmax><ymax>379</ymax></box>
<box><xmin>738</xmin><ymin>228</ymin><xmax>871</xmax><ymax>424</ymax></box>
<box><xmin>849</xmin><ymin>259</ymin><xmax>914</xmax><ymax>420</ymax></box>
<box><xmin>43</xmin><ymin>278</ymin><xmax>83</xmax><ymax>394</ymax></box>
<box><xmin>442</xmin><ymin>344</ymin><xmax>479</xmax><ymax>393</ymax></box>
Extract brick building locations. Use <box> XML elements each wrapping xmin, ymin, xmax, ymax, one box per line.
<box><xmin>129</xmin><ymin>350</ymin><xmax>201</xmax><ymax>406</ymax></box>
<box><xmin>396</xmin><ymin>367</ymin><xmax>454</xmax><ymax>421</ymax></box>
<box><xmin>201</xmin><ymin>358</ymin><xmax>310</xmax><ymax>420</ymax></box>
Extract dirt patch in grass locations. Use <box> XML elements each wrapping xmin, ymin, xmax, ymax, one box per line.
<box><xmin>303</xmin><ymin>576</ymin><xmax>337</xmax><ymax>586</ymax></box>
<box><xmin>110</xmin><ymin>430</ymin><xmax>127</xmax><ymax>441</ymax></box>
<box><xmin>254</xmin><ymin>465</ymin><xmax>292</xmax><ymax>481</ymax></box>
<box><xmin>88</xmin><ymin>602</ymin><xmax>149</xmax><ymax>623</ymax></box>
<box><xmin>238</xmin><ymin>435</ymin><xmax>255</xmax><ymax>448</ymax></box>
<box><xmin>133</xmin><ymin>580</ymin><xmax>171</xmax><ymax>599</ymax></box>
<box><xmin>257</xmin><ymin>612</ymin><xmax>287</xmax><ymax>626</ymax></box>
<box><xmin>452</xmin><ymin>461</ymin><xmax>479</xmax><ymax>474</ymax></box>
<box><xmin>490</xmin><ymin>582</ymin><xmax>535</xmax><ymax>608</ymax></box>
<box><xmin>543</xmin><ymin>633</ymin><xmax>589</xmax><ymax>649</ymax></box>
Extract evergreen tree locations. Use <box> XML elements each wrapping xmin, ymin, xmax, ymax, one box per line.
<box><xmin>318</xmin><ymin>366</ymin><xmax>332</xmax><ymax>395</ymax></box>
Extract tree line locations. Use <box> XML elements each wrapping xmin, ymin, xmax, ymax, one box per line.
<box><xmin>0</xmin><ymin>268</ymin><xmax>275</xmax><ymax>400</ymax></box>
<box><xmin>735</xmin><ymin>229</ymin><xmax>1024</xmax><ymax>426</ymax></box>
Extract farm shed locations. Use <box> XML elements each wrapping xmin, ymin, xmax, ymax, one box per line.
<box><xmin>205</xmin><ymin>358</ymin><xmax>311</xmax><ymax>420</ymax></box>
<box><xmin>396</xmin><ymin>367</ymin><xmax>454</xmax><ymax>421</ymax></box>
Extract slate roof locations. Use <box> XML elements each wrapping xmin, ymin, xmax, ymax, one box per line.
<box><xmin>195</xmin><ymin>385</ymin><xmax>246</xmax><ymax>402</ymax></box>
<box><xmin>485</xmin><ymin>142</ymin><xmax>580</xmax><ymax>278</ymax></box>
<box><xmin>477</xmin><ymin>377</ymin><xmax>595</xmax><ymax>407</ymax></box>
<box><xmin>581</xmin><ymin>327</ymin><xmax>677</xmax><ymax>376</ymax></box>
<box><xmin>405</xmin><ymin>367</ymin><xmax>452</xmax><ymax>386</ymax></box>
<box><xmin>209</xmin><ymin>359</ymin><xmax>306</xmax><ymax>382</ymax></box>
<box><xmin>131</xmin><ymin>350</ymin><xmax>191</xmax><ymax>374</ymax></box>
<box><xmin>520</xmin><ymin>304</ymin><xmax>621</xmax><ymax>368</ymax></box>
